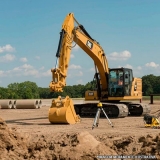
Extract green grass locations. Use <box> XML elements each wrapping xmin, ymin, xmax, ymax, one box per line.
<box><xmin>143</xmin><ymin>96</ymin><xmax>160</xmax><ymax>100</ymax></box>
<box><xmin>51</xmin><ymin>96</ymin><xmax>160</xmax><ymax>101</ymax></box>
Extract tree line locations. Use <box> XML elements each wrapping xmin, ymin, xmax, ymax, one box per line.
<box><xmin>0</xmin><ymin>80</ymin><xmax>96</xmax><ymax>99</ymax></box>
<box><xmin>142</xmin><ymin>74</ymin><xmax>160</xmax><ymax>96</ymax></box>
<box><xmin>0</xmin><ymin>74</ymin><xmax>159</xmax><ymax>99</ymax></box>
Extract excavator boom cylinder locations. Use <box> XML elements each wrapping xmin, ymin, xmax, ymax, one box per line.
<box><xmin>56</xmin><ymin>29</ymin><xmax>65</xmax><ymax>58</ymax></box>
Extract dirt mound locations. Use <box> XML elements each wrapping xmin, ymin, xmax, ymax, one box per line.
<box><xmin>27</xmin><ymin>132</ymin><xmax>118</xmax><ymax>160</ymax></box>
<box><xmin>0</xmin><ymin>117</ymin><xmax>28</xmax><ymax>160</ymax></box>
<box><xmin>96</xmin><ymin>133</ymin><xmax>160</xmax><ymax>159</ymax></box>
<box><xmin>0</xmin><ymin>116</ymin><xmax>160</xmax><ymax>160</ymax></box>
<box><xmin>0</xmin><ymin>118</ymin><xmax>118</xmax><ymax>160</ymax></box>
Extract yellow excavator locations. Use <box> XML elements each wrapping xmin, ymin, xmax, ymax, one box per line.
<box><xmin>48</xmin><ymin>13</ymin><xmax>150</xmax><ymax>124</ymax></box>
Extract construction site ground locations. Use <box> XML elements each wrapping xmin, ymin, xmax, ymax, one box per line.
<box><xmin>0</xmin><ymin>99</ymin><xmax>160</xmax><ymax>160</ymax></box>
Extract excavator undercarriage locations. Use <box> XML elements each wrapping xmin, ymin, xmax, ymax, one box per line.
<box><xmin>74</xmin><ymin>101</ymin><xmax>150</xmax><ymax>118</ymax></box>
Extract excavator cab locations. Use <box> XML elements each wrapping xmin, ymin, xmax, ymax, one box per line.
<box><xmin>108</xmin><ymin>68</ymin><xmax>133</xmax><ymax>97</ymax></box>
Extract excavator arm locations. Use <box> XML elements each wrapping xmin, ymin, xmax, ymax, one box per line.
<box><xmin>49</xmin><ymin>13</ymin><xmax>109</xmax><ymax>98</ymax></box>
<box><xmin>49</xmin><ymin>13</ymin><xmax>75</xmax><ymax>92</ymax></box>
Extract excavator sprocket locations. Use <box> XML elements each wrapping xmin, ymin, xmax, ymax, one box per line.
<box><xmin>127</xmin><ymin>102</ymin><xmax>151</xmax><ymax>116</ymax></box>
<box><xmin>49</xmin><ymin>96</ymin><xmax>81</xmax><ymax>124</ymax></box>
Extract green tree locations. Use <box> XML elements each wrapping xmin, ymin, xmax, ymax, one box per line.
<box><xmin>72</xmin><ymin>84</ymin><xmax>85</xmax><ymax>98</ymax></box>
<box><xmin>142</xmin><ymin>74</ymin><xmax>156</xmax><ymax>95</ymax></box>
<box><xmin>7</xmin><ymin>83</ymin><xmax>20</xmax><ymax>98</ymax></box>
<box><xmin>17</xmin><ymin>81</ymin><xmax>39</xmax><ymax>99</ymax></box>
<box><xmin>0</xmin><ymin>87</ymin><xmax>10</xmax><ymax>99</ymax></box>
<box><xmin>153</xmin><ymin>76</ymin><xmax>160</xmax><ymax>94</ymax></box>
<box><xmin>38</xmin><ymin>87</ymin><xmax>51</xmax><ymax>98</ymax></box>
<box><xmin>64</xmin><ymin>86</ymin><xmax>75</xmax><ymax>98</ymax></box>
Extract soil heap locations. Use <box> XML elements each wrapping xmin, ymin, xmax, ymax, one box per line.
<box><xmin>0</xmin><ymin>117</ymin><xmax>160</xmax><ymax>160</ymax></box>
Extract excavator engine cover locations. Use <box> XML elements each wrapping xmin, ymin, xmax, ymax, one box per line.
<box><xmin>49</xmin><ymin>96</ymin><xmax>81</xmax><ymax>124</ymax></box>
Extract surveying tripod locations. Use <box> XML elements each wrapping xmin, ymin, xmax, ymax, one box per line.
<box><xmin>92</xmin><ymin>103</ymin><xmax>114</xmax><ymax>130</ymax></box>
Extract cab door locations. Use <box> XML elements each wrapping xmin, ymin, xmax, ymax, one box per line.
<box><xmin>124</xmin><ymin>69</ymin><xmax>132</xmax><ymax>96</ymax></box>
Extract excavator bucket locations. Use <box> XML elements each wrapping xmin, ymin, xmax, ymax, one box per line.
<box><xmin>48</xmin><ymin>96</ymin><xmax>81</xmax><ymax>124</ymax></box>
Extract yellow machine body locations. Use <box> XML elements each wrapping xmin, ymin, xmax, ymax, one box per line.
<box><xmin>48</xmin><ymin>13</ymin><xmax>150</xmax><ymax>123</ymax></box>
<box><xmin>144</xmin><ymin>114</ymin><xmax>160</xmax><ymax>129</ymax></box>
<box><xmin>49</xmin><ymin>96</ymin><xmax>80</xmax><ymax>124</ymax></box>
<box><xmin>145</xmin><ymin>118</ymin><xmax>160</xmax><ymax>128</ymax></box>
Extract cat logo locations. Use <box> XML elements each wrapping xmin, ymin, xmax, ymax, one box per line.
<box><xmin>134</xmin><ymin>82</ymin><xmax>137</xmax><ymax>91</ymax></box>
<box><xmin>88</xmin><ymin>92</ymin><xmax>94</xmax><ymax>96</ymax></box>
<box><xmin>86</xmin><ymin>40</ymin><xmax>93</xmax><ymax>49</ymax></box>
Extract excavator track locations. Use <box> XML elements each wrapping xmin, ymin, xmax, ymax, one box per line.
<box><xmin>74</xmin><ymin>102</ymin><xmax>128</xmax><ymax>118</ymax></box>
<box><xmin>74</xmin><ymin>102</ymin><xmax>150</xmax><ymax>118</ymax></box>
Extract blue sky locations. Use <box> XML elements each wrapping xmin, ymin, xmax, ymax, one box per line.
<box><xmin>0</xmin><ymin>0</ymin><xmax>160</xmax><ymax>87</ymax></box>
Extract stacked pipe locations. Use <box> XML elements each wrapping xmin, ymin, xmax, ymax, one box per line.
<box><xmin>12</xmin><ymin>100</ymin><xmax>16</xmax><ymax>109</ymax></box>
<box><xmin>38</xmin><ymin>99</ymin><xmax>42</xmax><ymax>109</ymax></box>
<box><xmin>0</xmin><ymin>99</ymin><xmax>43</xmax><ymax>109</ymax></box>
<box><xmin>16</xmin><ymin>99</ymin><xmax>39</xmax><ymax>109</ymax></box>
<box><xmin>0</xmin><ymin>100</ymin><xmax>12</xmax><ymax>109</ymax></box>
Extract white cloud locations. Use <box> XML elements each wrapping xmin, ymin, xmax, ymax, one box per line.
<box><xmin>21</xmin><ymin>64</ymin><xmax>33</xmax><ymax>69</ymax></box>
<box><xmin>0</xmin><ymin>44</ymin><xmax>15</xmax><ymax>53</ymax></box>
<box><xmin>0</xmin><ymin>54</ymin><xmax>15</xmax><ymax>62</ymax></box>
<box><xmin>20</xmin><ymin>57</ymin><xmax>27</xmax><ymax>62</ymax></box>
<box><xmin>88</xmin><ymin>67</ymin><xmax>95</xmax><ymax>72</ymax></box>
<box><xmin>13</xmin><ymin>67</ymin><xmax>22</xmax><ymax>72</ymax></box>
<box><xmin>72</xmin><ymin>44</ymin><xmax>80</xmax><ymax>51</ymax></box>
<box><xmin>76</xmin><ymin>71</ymin><xmax>83</xmax><ymax>76</ymax></box>
<box><xmin>41</xmin><ymin>70</ymin><xmax>51</xmax><ymax>77</ymax></box>
<box><xmin>0</xmin><ymin>63</ymin><xmax>52</xmax><ymax>78</ymax></box>
<box><xmin>68</xmin><ymin>64</ymin><xmax>81</xmax><ymax>69</ymax></box>
<box><xmin>70</xmin><ymin>54</ymin><xmax>75</xmax><ymax>58</ymax></box>
<box><xmin>23</xmin><ymin>69</ymin><xmax>39</xmax><ymax>76</ymax></box>
<box><xmin>118</xmin><ymin>64</ymin><xmax>133</xmax><ymax>69</ymax></box>
<box><xmin>0</xmin><ymin>70</ymin><xmax>5</xmax><ymax>77</ymax></box>
<box><xmin>67</xmin><ymin>73</ymin><xmax>71</xmax><ymax>78</ymax></box>
<box><xmin>39</xmin><ymin>66</ymin><xmax>45</xmax><ymax>70</ymax></box>
<box><xmin>145</xmin><ymin>62</ymin><xmax>159</xmax><ymax>68</ymax></box>
<box><xmin>35</xmin><ymin>56</ymin><xmax>40</xmax><ymax>60</ymax></box>
<box><xmin>108</xmin><ymin>50</ymin><xmax>131</xmax><ymax>61</ymax></box>
<box><xmin>137</xmin><ymin>66</ymin><xmax>142</xmax><ymax>70</ymax></box>
<box><xmin>124</xmin><ymin>64</ymin><xmax>133</xmax><ymax>69</ymax></box>
<box><xmin>76</xmin><ymin>79</ymin><xmax>83</xmax><ymax>84</ymax></box>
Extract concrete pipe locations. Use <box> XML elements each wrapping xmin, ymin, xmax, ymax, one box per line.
<box><xmin>16</xmin><ymin>100</ymin><xmax>39</xmax><ymax>109</ymax></box>
<box><xmin>38</xmin><ymin>100</ymin><xmax>42</xmax><ymax>109</ymax></box>
<box><xmin>0</xmin><ymin>100</ymin><xmax>12</xmax><ymax>109</ymax></box>
<box><xmin>11</xmin><ymin>100</ymin><xmax>16</xmax><ymax>109</ymax></box>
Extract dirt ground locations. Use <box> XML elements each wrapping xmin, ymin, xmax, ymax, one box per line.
<box><xmin>0</xmin><ymin>99</ymin><xmax>160</xmax><ymax>160</ymax></box>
